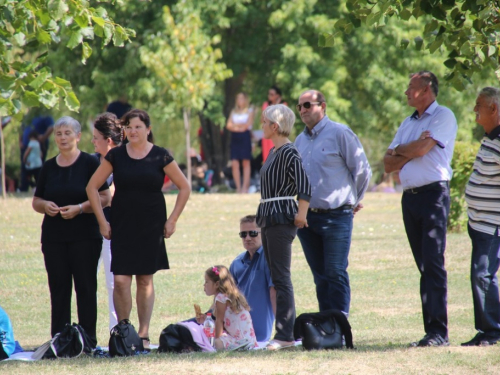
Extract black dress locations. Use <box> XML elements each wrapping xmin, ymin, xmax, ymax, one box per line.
<box><xmin>105</xmin><ymin>145</ymin><xmax>174</xmax><ymax>275</ymax></box>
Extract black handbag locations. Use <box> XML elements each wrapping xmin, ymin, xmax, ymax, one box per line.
<box><xmin>302</xmin><ymin>318</ymin><xmax>343</xmax><ymax>350</ymax></box>
<box><xmin>109</xmin><ymin>319</ymin><xmax>144</xmax><ymax>357</ymax></box>
<box><xmin>294</xmin><ymin>309</ymin><xmax>354</xmax><ymax>350</ymax></box>
<box><xmin>32</xmin><ymin>323</ymin><xmax>95</xmax><ymax>359</ymax></box>
<box><xmin>158</xmin><ymin>324</ymin><xmax>201</xmax><ymax>354</ymax></box>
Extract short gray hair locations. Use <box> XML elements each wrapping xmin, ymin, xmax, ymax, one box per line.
<box><xmin>54</xmin><ymin>116</ymin><xmax>81</xmax><ymax>134</ymax></box>
<box><xmin>479</xmin><ymin>87</ymin><xmax>500</xmax><ymax>110</ymax></box>
<box><xmin>262</xmin><ymin>104</ymin><xmax>295</xmax><ymax>137</ymax></box>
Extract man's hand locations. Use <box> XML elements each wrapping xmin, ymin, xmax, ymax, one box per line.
<box><xmin>353</xmin><ymin>202</ymin><xmax>364</xmax><ymax>216</ymax></box>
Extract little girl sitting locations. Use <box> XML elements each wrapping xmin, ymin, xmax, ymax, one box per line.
<box><xmin>201</xmin><ymin>265</ymin><xmax>257</xmax><ymax>351</ymax></box>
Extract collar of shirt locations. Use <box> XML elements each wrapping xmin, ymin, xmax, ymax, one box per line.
<box><xmin>486</xmin><ymin>125</ymin><xmax>500</xmax><ymax>140</ymax></box>
<box><xmin>302</xmin><ymin>115</ymin><xmax>329</xmax><ymax>138</ymax></box>
<box><xmin>410</xmin><ymin>100</ymin><xmax>438</xmax><ymax>120</ymax></box>
<box><xmin>242</xmin><ymin>246</ymin><xmax>263</xmax><ymax>264</ymax></box>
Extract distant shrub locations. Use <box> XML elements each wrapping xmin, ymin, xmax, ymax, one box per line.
<box><xmin>448</xmin><ymin>141</ymin><xmax>479</xmax><ymax>232</ymax></box>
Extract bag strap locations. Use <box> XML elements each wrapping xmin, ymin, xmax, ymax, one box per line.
<box><xmin>329</xmin><ymin>311</ymin><xmax>353</xmax><ymax>349</ymax></box>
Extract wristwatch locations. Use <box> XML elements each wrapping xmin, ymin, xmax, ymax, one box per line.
<box><xmin>392</xmin><ymin>144</ymin><xmax>400</xmax><ymax>156</ymax></box>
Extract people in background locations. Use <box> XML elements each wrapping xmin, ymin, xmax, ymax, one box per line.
<box><xmin>226</xmin><ymin>92</ymin><xmax>254</xmax><ymax>194</ymax></box>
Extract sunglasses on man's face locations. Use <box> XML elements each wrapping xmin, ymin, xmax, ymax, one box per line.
<box><xmin>239</xmin><ymin>231</ymin><xmax>260</xmax><ymax>238</ymax></box>
<box><xmin>296</xmin><ymin>101</ymin><xmax>322</xmax><ymax>111</ymax></box>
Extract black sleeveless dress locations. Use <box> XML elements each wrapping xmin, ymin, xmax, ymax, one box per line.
<box><xmin>105</xmin><ymin>144</ymin><xmax>174</xmax><ymax>275</ymax></box>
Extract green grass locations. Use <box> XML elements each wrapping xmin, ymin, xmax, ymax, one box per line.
<box><xmin>1</xmin><ymin>193</ymin><xmax>499</xmax><ymax>374</ymax></box>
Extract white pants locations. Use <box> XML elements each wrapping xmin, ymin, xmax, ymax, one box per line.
<box><xmin>98</xmin><ymin>238</ymin><xmax>118</xmax><ymax>330</ymax></box>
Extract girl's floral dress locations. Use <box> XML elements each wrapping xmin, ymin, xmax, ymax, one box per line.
<box><xmin>216</xmin><ymin>293</ymin><xmax>257</xmax><ymax>350</ymax></box>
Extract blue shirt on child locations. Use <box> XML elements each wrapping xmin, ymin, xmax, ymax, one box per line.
<box><xmin>229</xmin><ymin>246</ymin><xmax>274</xmax><ymax>342</ymax></box>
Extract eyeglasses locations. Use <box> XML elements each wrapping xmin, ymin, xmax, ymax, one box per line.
<box><xmin>239</xmin><ymin>231</ymin><xmax>260</xmax><ymax>238</ymax></box>
<box><xmin>296</xmin><ymin>101</ymin><xmax>322</xmax><ymax>111</ymax></box>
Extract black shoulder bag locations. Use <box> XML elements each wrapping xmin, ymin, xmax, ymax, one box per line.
<box><xmin>109</xmin><ymin>319</ymin><xmax>144</xmax><ymax>357</ymax></box>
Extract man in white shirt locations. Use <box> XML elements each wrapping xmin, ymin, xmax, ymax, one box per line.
<box><xmin>384</xmin><ymin>71</ymin><xmax>457</xmax><ymax>347</ymax></box>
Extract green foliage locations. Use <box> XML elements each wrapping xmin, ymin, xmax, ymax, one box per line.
<box><xmin>0</xmin><ymin>0</ymin><xmax>135</xmax><ymax>116</ymax></box>
<box><xmin>139</xmin><ymin>4</ymin><xmax>232</xmax><ymax>114</ymax></box>
<box><xmin>449</xmin><ymin>141</ymin><xmax>479</xmax><ymax>232</ymax></box>
<box><xmin>329</xmin><ymin>0</ymin><xmax>500</xmax><ymax>91</ymax></box>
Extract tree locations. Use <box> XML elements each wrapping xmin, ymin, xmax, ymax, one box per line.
<box><xmin>320</xmin><ymin>0</ymin><xmax>500</xmax><ymax>91</ymax></box>
<box><xmin>140</xmin><ymin>3</ymin><xmax>232</xmax><ymax>187</ymax></box>
<box><xmin>0</xmin><ymin>0</ymin><xmax>134</xmax><ymax>198</ymax></box>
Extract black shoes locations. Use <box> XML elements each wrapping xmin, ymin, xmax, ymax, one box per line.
<box><xmin>461</xmin><ymin>332</ymin><xmax>500</xmax><ymax>347</ymax></box>
<box><xmin>410</xmin><ymin>333</ymin><xmax>449</xmax><ymax>347</ymax></box>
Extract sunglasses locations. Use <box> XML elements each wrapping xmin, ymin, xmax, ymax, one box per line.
<box><xmin>296</xmin><ymin>101</ymin><xmax>322</xmax><ymax>111</ymax></box>
<box><xmin>239</xmin><ymin>231</ymin><xmax>260</xmax><ymax>238</ymax></box>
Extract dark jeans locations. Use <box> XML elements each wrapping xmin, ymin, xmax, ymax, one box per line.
<box><xmin>402</xmin><ymin>188</ymin><xmax>449</xmax><ymax>338</ymax></box>
<box><xmin>468</xmin><ymin>223</ymin><xmax>500</xmax><ymax>337</ymax></box>
<box><xmin>261</xmin><ymin>223</ymin><xmax>297</xmax><ymax>342</ymax></box>
<box><xmin>42</xmin><ymin>239</ymin><xmax>102</xmax><ymax>345</ymax></box>
<box><xmin>297</xmin><ymin>209</ymin><xmax>353</xmax><ymax>314</ymax></box>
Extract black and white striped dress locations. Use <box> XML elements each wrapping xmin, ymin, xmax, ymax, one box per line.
<box><xmin>256</xmin><ymin>143</ymin><xmax>311</xmax><ymax>228</ymax></box>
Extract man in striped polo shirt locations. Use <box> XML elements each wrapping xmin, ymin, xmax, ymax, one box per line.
<box><xmin>384</xmin><ymin>71</ymin><xmax>457</xmax><ymax>347</ymax></box>
<box><xmin>462</xmin><ymin>87</ymin><xmax>500</xmax><ymax>347</ymax></box>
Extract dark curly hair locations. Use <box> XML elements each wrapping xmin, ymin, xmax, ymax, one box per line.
<box><xmin>94</xmin><ymin>112</ymin><xmax>123</xmax><ymax>146</ymax></box>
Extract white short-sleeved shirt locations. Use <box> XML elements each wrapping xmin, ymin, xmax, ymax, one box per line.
<box><xmin>26</xmin><ymin>139</ymin><xmax>43</xmax><ymax>170</ymax></box>
<box><xmin>389</xmin><ymin>101</ymin><xmax>457</xmax><ymax>189</ymax></box>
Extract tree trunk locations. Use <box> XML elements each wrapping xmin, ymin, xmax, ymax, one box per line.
<box><xmin>183</xmin><ymin>108</ymin><xmax>192</xmax><ymax>189</ymax></box>
<box><xmin>198</xmin><ymin>112</ymin><xmax>227</xmax><ymax>185</ymax></box>
<box><xmin>0</xmin><ymin>116</ymin><xmax>6</xmax><ymax>199</ymax></box>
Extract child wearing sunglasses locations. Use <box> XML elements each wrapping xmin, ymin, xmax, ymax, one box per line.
<box><xmin>200</xmin><ymin>265</ymin><xmax>257</xmax><ymax>351</ymax></box>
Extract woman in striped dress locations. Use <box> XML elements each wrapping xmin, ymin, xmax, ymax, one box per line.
<box><xmin>256</xmin><ymin>104</ymin><xmax>311</xmax><ymax>350</ymax></box>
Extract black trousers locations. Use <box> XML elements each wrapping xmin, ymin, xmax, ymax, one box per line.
<box><xmin>42</xmin><ymin>239</ymin><xmax>102</xmax><ymax>345</ymax></box>
<box><xmin>402</xmin><ymin>187</ymin><xmax>450</xmax><ymax>338</ymax></box>
<box><xmin>261</xmin><ymin>223</ymin><xmax>298</xmax><ymax>342</ymax></box>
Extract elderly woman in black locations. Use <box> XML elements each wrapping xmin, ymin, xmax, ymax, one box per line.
<box><xmin>257</xmin><ymin>104</ymin><xmax>311</xmax><ymax>350</ymax></box>
<box><xmin>32</xmin><ymin>116</ymin><xmax>110</xmax><ymax>346</ymax></box>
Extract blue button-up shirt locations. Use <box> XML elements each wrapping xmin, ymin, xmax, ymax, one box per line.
<box><xmin>295</xmin><ymin>116</ymin><xmax>372</xmax><ymax>209</ymax></box>
<box><xmin>229</xmin><ymin>246</ymin><xmax>274</xmax><ymax>342</ymax></box>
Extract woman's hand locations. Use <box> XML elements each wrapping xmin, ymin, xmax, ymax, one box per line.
<box><xmin>44</xmin><ymin>201</ymin><xmax>60</xmax><ymax>217</ymax></box>
<box><xmin>164</xmin><ymin>218</ymin><xmax>176</xmax><ymax>239</ymax></box>
<box><xmin>196</xmin><ymin>314</ymin><xmax>207</xmax><ymax>325</ymax></box>
<box><xmin>59</xmin><ymin>205</ymin><xmax>80</xmax><ymax>220</ymax></box>
<box><xmin>100</xmin><ymin>222</ymin><xmax>111</xmax><ymax>240</ymax></box>
<box><xmin>294</xmin><ymin>212</ymin><xmax>308</xmax><ymax>229</ymax></box>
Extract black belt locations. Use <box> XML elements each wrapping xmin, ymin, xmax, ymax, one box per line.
<box><xmin>309</xmin><ymin>205</ymin><xmax>353</xmax><ymax>213</ymax></box>
<box><xmin>404</xmin><ymin>181</ymin><xmax>449</xmax><ymax>194</ymax></box>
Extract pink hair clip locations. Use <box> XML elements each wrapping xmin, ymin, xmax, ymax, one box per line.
<box><xmin>212</xmin><ymin>266</ymin><xmax>219</xmax><ymax>276</ymax></box>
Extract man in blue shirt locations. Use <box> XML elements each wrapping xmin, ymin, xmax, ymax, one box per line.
<box><xmin>229</xmin><ymin>215</ymin><xmax>276</xmax><ymax>342</ymax></box>
<box><xmin>295</xmin><ymin>90</ymin><xmax>371</xmax><ymax>316</ymax></box>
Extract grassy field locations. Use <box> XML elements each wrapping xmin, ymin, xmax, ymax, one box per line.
<box><xmin>1</xmin><ymin>192</ymin><xmax>499</xmax><ymax>374</ymax></box>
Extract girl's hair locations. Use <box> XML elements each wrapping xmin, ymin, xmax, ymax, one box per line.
<box><xmin>206</xmin><ymin>265</ymin><xmax>250</xmax><ymax>314</ymax></box>
<box><xmin>28</xmin><ymin>129</ymin><xmax>39</xmax><ymax>139</ymax></box>
<box><xmin>94</xmin><ymin>112</ymin><xmax>123</xmax><ymax>146</ymax></box>
<box><xmin>121</xmin><ymin>109</ymin><xmax>154</xmax><ymax>143</ymax></box>
<box><xmin>233</xmin><ymin>92</ymin><xmax>250</xmax><ymax>113</ymax></box>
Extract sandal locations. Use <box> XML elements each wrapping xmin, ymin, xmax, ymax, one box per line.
<box><xmin>265</xmin><ymin>340</ymin><xmax>295</xmax><ymax>351</ymax></box>
<box><xmin>140</xmin><ymin>337</ymin><xmax>151</xmax><ymax>353</ymax></box>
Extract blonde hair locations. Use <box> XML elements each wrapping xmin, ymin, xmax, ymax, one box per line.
<box><xmin>262</xmin><ymin>104</ymin><xmax>295</xmax><ymax>137</ymax></box>
<box><xmin>206</xmin><ymin>265</ymin><xmax>250</xmax><ymax>315</ymax></box>
<box><xmin>233</xmin><ymin>92</ymin><xmax>251</xmax><ymax>113</ymax></box>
